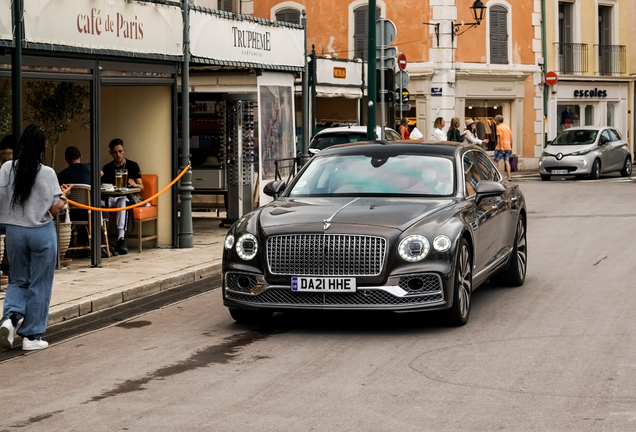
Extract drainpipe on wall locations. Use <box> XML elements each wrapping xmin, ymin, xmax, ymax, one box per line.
<box><xmin>301</xmin><ymin>10</ymin><xmax>310</xmax><ymax>167</ymax></box>
<box><xmin>541</xmin><ymin>0</ymin><xmax>548</xmax><ymax>146</ymax></box>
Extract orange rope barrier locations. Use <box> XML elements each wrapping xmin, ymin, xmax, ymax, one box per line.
<box><xmin>67</xmin><ymin>164</ymin><xmax>191</xmax><ymax>212</ymax></box>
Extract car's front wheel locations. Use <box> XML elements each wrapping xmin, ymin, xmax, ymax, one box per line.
<box><xmin>589</xmin><ymin>159</ymin><xmax>601</xmax><ymax>180</ymax></box>
<box><xmin>445</xmin><ymin>239</ymin><xmax>472</xmax><ymax>326</ymax></box>
<box><xmin>491</xmin><ymin>215</ymin><xmax>527</xmax><ymax>287</ymax></box>
<box><xmin>229</xmin><ymin>308</ymin><xmax>273</xmax><ymax>324</ymax></box>
<box><xmin>620</xmin><ymin>157</ymin><xmax>632</xmax><ymax>177</ymax></box>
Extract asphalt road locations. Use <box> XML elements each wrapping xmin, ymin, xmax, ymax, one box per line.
<box><xmin>2</xmin><ymin>175</ymin><xmax>636</xmax><ymax>432</ymax></box>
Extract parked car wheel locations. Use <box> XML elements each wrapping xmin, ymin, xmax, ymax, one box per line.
<box><xmin>445</xmin><ymin>239</ymin><xmax>472</xmax><ymax>327</ymax></box>
<box><xmin>540</xmin><ymin>174</ymin><xmax>551</xmax><ymax>181</ymax></box>
<box><xmin>589</xmin><ymin>159</ymin><xmax>601</xmax><ymax>180</ymax></box>
<box><xmin>491</xmin><ymin>216</ymin><xmax>527</xmax><ymax>287</ymax></box>
<box><xmin>229</xmin><ymin>308</ymin><xmax>273</xmax><ymax>324</ymax></box>
<box><xmin>620</xmin><ymin>157</ymin><xmax>632</xmax><ymax>177</ymax></box>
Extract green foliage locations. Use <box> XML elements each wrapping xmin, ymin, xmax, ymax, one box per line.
<box><xmin>0</xmin><ymin>82</ymin><xmax>11</xmax><ymax>135</ymax></box>
<box><xmin>25</xmin><ymin>81</ymin><xmax>90</xmax><ymax>166</ymax></box>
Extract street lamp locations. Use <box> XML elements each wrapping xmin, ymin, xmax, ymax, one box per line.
<box><xmin>424</xmin><ymin>1</ymin><xmax>487</xmax><ymax>47</ymax></box>
<box><xmin>452</xmin><ymin>1</ymin><xmax>487</xmax><ymax>42</ymax></box>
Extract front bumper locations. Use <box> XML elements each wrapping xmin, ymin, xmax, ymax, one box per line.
<box><xmin>222</xmin><ymin>271</ymin><xmax>453</xmax><ymax>313</ymax></box>
<box><xmin>539</xmin><ymin>155</ymin><xmax>592</xmax><ymax>175</ymax></box>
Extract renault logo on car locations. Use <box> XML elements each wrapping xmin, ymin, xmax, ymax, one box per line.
<box><xmin>556</xmin><ymin>153</ymin><xmax>563</xmax><ymax>161</ymax></box>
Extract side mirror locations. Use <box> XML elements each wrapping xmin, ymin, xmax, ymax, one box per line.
<box><xmin>599</xmin><ymin>136</ymin><xmax>610</xmax><ymax>145</ymax></box>
<box><xmin>263</xmin><ymin>180</ymin><xmax>286</xmax><ymax>198</ymax></box>
<box><xmin>475</xmin><ymin>180</ymin><xmax>505</xmax><ymax>203</ymax></box>
<box><xmin>546</xmin><ymin>140</ymin><xmax>552</xmax><ymax>146</ymax></box>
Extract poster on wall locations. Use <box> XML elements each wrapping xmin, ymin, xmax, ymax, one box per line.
<box><xmin>0</xmin><ymin>0</ymin><xmax>11</xmax><ymax>44</ymax></box>
<box><xmin>23</xmin><ymin>0</ymin><xmax>183</xmax><ymax>57</ymax></box>
<box><xmin>257</xmin><ymin>72</ymin><xmax>296</xmax><ymax>205</ymax></box>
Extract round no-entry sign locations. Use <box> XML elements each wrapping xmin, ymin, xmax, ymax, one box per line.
<box><xmin>545</xmin><ymin>71</ymin><xmax>558</xmax><ymax>86</ymax></box>
<box><xmin>398</xmin><ymin>53</ymin><xmax>407</xmax><ymax>70</ymax></box>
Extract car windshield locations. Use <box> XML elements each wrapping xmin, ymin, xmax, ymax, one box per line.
<box><xmin>552</xmin><ymin>130</ymin><xmax>598</xmax><ymax>145</ymax></box>
<box><xmin>310</xmin><ymin>133</ymin><xmax>367</xmax><ymax>150</ymax></box>
<box><xmin>288</xmin><ymin>154</ymin><xmax>455</xmax><ymax>197</ymax></box>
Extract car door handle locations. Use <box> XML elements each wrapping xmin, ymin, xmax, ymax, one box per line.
<box><xmin>511</xmin><ymin>196</ymin><xmax>518</xmax><ymax>202</ymax></box>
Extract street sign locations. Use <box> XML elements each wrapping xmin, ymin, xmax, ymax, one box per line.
<box><xmin>376</xmin><ymin>19</ymin><xmax>397</xmax><ymax>47</ymax></box>
<box><xmin>377</xmin><ymin>46</ymin><xmax>397</xmax><ymax>59</ymax></box>
<box><xmin>398</xmin><ymin>103</ymin><xmax>411</xmax><ymax>112</ymax></box>
<box><xmin>401</xmin><ymin>89</ymin><xmax>410</xmax><ymax>104</ymax></box>
<box><xmin>545</xmin><ymin>71</ymin><xmax>558</xmax><ymax>86</ymax></box>
<box><xmin>398</xmin><ymin>53</ymin><xmax>407</xmax><ymax>70</ymax></box>
<box><xmin>395</xmin><ymin>70</ymin><xmax>410</xmax><ymax>87</ymax></box>
<box><xmin>376</xmin><ymin>57</ymin><xmax>396</xmax><ymax>69</ymax></box>
<box><xmin>431</xmin><ymin>87</ymin><xmax>443</xmax><ymax>96</ymax></box>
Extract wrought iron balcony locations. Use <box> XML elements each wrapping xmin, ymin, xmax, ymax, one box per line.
<box><xmin>554</xmin><ymin>43</ymin><xmax>588</xmax><ymax>74</ymax></box>
<box><xmin>596</xmin><ymin>45</ymin><xmax>626</xmax><ymax>75</ymax></box>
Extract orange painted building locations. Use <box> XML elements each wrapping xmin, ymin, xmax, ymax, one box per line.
<box><xmin>251</xmin><ymin>0</ymin><xmax>544</xmax><ymax>167</ymax></box>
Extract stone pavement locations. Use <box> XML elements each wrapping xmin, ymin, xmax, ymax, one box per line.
<box><xmin>0</xmin><ymin>213</ymin><xmax>228</xmax><ymax>326</ymax></box>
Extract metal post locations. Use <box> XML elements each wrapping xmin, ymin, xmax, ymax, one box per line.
<box><xmin>90</xmin><ymin>62</ymin><xmax>101</xmax><ymax>266</ymax></box>
<box><xmin>179</xmin><ymin>0</ymin><xmax>194</xmax><ymax>248</ymax></box>
<box><xmin>366</xmin><ymin>0</ymin><xmax>377</xmax><ymax>141</ymax></box>
<box><xmin>11</xmin><ymin>0</ymin><xmax>22</xmax><ymax>144</ymax></box>
<box><xmin>311</xmin><ymin>46</ymin><xmax>317</xmax><ymax>136</ymax></box>
<box><xmin>301</xmin><ymin>10</ymin><xmax>310</xmax><ymax>166</ymax></box>
<box><xmin>380</xmin><ymin>20</ymin><xmax>385</xmax><ymax>140</ymax></box>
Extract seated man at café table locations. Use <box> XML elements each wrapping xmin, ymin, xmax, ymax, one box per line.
<box><xmin>57</xmin><ymin>146</ymin><xmax>92</xmax><ymax>186</ymax></box>
<box><xmin>101</xmin><ymin>138</ymin><xmax>144</xmax><ymax>255</ymax></box>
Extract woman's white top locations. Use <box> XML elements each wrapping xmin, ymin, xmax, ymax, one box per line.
<box><xmin>464</xmin><ymin>129</ymin><xmax>483</xmax><ymax>145</ymax></box>
<box><xmin>432</xmin><ymin>128</ymin><xmax>446</xmax><ymax>141</ymax></box>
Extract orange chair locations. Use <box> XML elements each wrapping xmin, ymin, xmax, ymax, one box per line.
<box><xmin>129</xmin><ymin>174</ymin><xmax>158</xmax><ymax>252</ymax></box>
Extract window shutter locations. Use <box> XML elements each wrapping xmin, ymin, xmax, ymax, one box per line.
<box><xmin>353</xmin><ymin>6</ymin><xmax>381</xmax><ymax>61</ymax></box>
<box><xmin>276</xmin><ymin>8</ymin><xmax>301</xmax><ymax>24</ymax></box>
<box><xmin>490</xmin><ymin>6</ymin><xmax>508</xmax><ymax>64</ymax></box>
<box><xmin>220</xmin><ymin>0</ymin><xmax>234</xmax><ymax>12</ymax></box>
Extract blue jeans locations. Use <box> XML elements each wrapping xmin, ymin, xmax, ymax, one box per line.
<box><xmin>2</xmin><ymin>223</ymin><xmax>57</xmax><ymax>338</ymax></box>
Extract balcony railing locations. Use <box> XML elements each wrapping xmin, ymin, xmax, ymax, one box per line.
<box><xmin>596</xmin><ymin>45</ymin><xmax>626</xmax><ymax>75</ymax></box>
<box><xmin>554</xmin><ymin>43</ymin><xmax>588</xmax><ymax>74</ymax></box>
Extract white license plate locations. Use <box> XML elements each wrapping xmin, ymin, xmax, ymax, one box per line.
<box><xmin>291</xmin><ymin>277</ymin><xmax>356</xmax><ymax>292</ymax></box>
<box><xmin>551</xmin><ymin>169</ymin><xmax>569</xmax><ymax>174</ymax></box>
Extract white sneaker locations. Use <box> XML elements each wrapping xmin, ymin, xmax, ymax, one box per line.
<box><xmin>0</xmin><ymin>319</ymin><xmax>15</xmax><ymax>349</ymax></box>
<box><xmin>22</xmin><ymin>337</ymin><xmax>49</xmax><ymax>351</ymax></box>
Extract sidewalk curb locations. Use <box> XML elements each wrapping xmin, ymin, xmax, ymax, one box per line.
<box><xmin>48</xmin><ymin>261</ymin><xmax>223</xmax><ymax>325</ymax></box>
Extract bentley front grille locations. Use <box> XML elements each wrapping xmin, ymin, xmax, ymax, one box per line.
<box><xmin>267</xmin><ymin>234</ymin><xmax>387</xmax><ymax>276</ymax></box>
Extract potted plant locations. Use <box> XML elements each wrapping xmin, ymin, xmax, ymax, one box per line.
<box><xmin>25</xmin><ymin>81</ymin><xmax>90</xmax><ymax>167</ymax></box>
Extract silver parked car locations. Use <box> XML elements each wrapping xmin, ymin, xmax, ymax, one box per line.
<box><xmin>539</xmin><ymin>126</ymin><xmax>632</xmax><ymax>181</ymax></box>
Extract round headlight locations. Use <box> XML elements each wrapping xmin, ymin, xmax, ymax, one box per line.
<box><xmin>236</xmin><ymin>233</ymin><xmax>258</xmax><ymax>260</ymax></box>
<box><xmin>398</xmin><ymin>235</ymin><xmax>430</xmax><ymax>262</ymax></box>
<box><xmin>433</xmin><ymin>235</ymin><xmax>451</xmax><ymax>252</ymax></box>
<box><xmin>224</xmin><ymin>234</ymin><xmax>235</xmax><ymax>250</ymax></box>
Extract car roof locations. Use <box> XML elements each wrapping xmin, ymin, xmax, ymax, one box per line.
<box><xmin>560</xmin><ymin>126</ymin><xmax>613</xmax><ymax>131</ymax></box>
<box><xmin>315</xmin><ymin>140</ymin><xmax>473</xmax><ymax>157</ymax></box>
<box><xmin>314</xmin><ymin>126</ymin><xmax>397</xmax><ymax>135</ymax></box>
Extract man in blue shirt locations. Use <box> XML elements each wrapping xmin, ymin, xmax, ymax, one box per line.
<box><xmin>57</xmin><ymin>146</ymin><xmax>91</xmax><ymax>185</ymax></box>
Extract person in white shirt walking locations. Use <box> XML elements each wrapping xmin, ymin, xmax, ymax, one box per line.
<box><xmin>432</xmin><ymin>117</ymin><xmax>446</xmax><ymax>141</ymax></box>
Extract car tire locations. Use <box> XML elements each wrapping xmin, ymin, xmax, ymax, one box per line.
<box><xmin>229</xmin><ymin>308</ymin><xmax>273</xmax><ymax>324</ymax></box>
<box><xmin>445</xmin><ymin>238</ymin><xmax>472</xmax><ymax>327</ymax></box>
<box><xmin>589</xmin><ymin>159</ymin><xmax>601</xmax><ymax>180</ymax></box>
<box><xmin>540</xmin><ymin>174</ymin><xmax>551</xmax><ymax>181</ymax></box>
<box><xmin>490</xmin><ymin>215</ymin><xmax>527</xmax><ymax>288</ymax></box>
<box><xmin>620</xmin><ymin>157</ymin><xmax>632</xmax><ymax>177</ymax></box>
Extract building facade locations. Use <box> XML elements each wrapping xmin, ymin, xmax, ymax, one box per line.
<box><xmin>252</xmin><ymin>0</ymin><xmax>544</xmax><ymax>168</ymax></box>
<box><xmin>544</xmin><ymin>0</ymin><xmax>634</xmax><ymax>153</ymax></box>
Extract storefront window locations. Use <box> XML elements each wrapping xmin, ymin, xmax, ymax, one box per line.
<box><xmin>465</xmin><ymin>101</ymin><xmax>508</xmax><ymax>151</ymax></box>
<box><xmin>585</xmin><ymin>105</ymin><xmax>594</xmax><ymax>126</ymax></box>
<box><xmin>557</xmin><ymin>104</ymin><xmax>580</xmax><ymax>134</ymax></box>
<box><xmin>607</xmin><ymin>102</ymin><xmax>615</xmax><ymax>127</ymax></box>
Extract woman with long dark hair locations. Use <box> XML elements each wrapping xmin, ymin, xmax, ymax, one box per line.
<box><xmin>0</xmin><ymin>124</ymin><xmax>71</xmax><ymax>351</ymax></box>
<box><xmin>446</xmin><ymin>117</ymin><xmax>462</xmax><ymax>142</ymax></box>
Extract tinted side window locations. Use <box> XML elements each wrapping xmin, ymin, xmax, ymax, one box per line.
<box><xmin>475</xmin><ymin>152</ymin><xmax>500</xmax><ymax>181</ymax></box>
<box><xmin>463</xmin><ymin>152</ymin><xmax>482</xmax><ymax>196</ymax></box>
<box><xmin>609</xmin><ymin>129</ymin><xmax>621</xmax><ymax>141</ymax></box>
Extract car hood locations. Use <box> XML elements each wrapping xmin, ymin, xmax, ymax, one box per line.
<box><xmin>545</xmin><ymin>143</ymin><xmax>596</xmax><ymax>154</ymax></box>
<box><xmin>259</xmin><ymin>197</ymin><xmax>456</xmax><ymax>232</ymax></box>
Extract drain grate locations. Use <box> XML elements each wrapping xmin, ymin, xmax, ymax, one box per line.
<box><xmin>0</xmin><ymin>275</ymin><xmax>221</xmax><ymax>363</ymax></box>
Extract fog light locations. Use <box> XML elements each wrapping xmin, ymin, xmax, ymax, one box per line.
<box><xmin>407</xmin><ymin>278</ymin><xmax>425</xmax><ymax>291</ymax></box>
<box><xmin>238</xmin><ymin>276</ymin><xmax>251</xmax><ymax>289</ymax></box>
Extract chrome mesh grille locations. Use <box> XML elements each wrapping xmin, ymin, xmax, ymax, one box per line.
<box><xmin>267</xmin><ymin>235</ymin><xmax>387</xmax><ymax>276</ymax></box>
<box><xmin>226</xmin><ymin>288</ymin><xmax>443</xmax><ymax>307</ymax></box>
<box><xmin>226</xmin><ymin>273</ymin><xmax>258</xmax><ymax>294</ymax></box>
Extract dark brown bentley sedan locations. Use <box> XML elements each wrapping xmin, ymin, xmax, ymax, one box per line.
<box><xmin>222</xmin><ymin>141</ymin><xmax>527</xmax><ymax>326</ymax></box>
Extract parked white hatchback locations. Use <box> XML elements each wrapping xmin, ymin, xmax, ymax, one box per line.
<box><xmin>539</xmin><ymin>126</ymin><xmax>632</xmax><ymax>181</ymax></box>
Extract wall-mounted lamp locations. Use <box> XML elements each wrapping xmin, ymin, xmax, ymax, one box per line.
<box><xmin>424</xmin><ymin>1</ymin><xmax>486</xmax><ymax>47</ymax></box>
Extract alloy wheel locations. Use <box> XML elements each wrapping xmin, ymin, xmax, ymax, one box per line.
<box><xmin>626</xmin><ymin>160</ymin><xmax>632</xmax><ymax>175</ymax></box>
<box><xmin>516</xmin><ymin>219</ymin><xmax>527</xmax><ymax>279</ymax></box>
<box><xmin>457</xmin><ymin>245</ymin><xmax>472</xmax><ymax>319</ymax></box>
